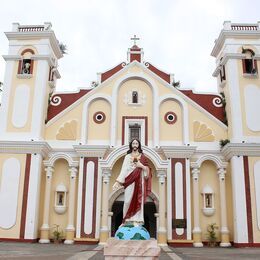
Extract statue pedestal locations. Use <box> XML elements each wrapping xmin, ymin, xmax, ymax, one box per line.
<box><xmin>104</xmin><ymin>238</ymin><xmax>161</xmax><ymax>259</ymax></box>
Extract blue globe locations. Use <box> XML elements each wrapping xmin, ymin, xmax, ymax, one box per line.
<box><xmin>115</xmin><ymin>224</ymin><xmax>150</xmax><ymax>240</ymax></box>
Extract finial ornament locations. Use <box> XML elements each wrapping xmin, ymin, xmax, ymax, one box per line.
<box><xmin>130</xmin><ymin>35</ymin><xmax>140</xmax><ymax>45</ymax></box>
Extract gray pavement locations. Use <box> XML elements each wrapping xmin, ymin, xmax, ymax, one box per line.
<box><xmin>0</xmin><ymin>242</ymin><xmax>260</xmax><ymax>259</ymax></box>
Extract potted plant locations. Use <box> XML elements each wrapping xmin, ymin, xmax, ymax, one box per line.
<box><xmin>52</xmin><ymin>224</ymin><xmax>63</xmax><ymax>244</ymax></box>
<box><xmin>207</xmin><ymin>223</ymin><xmax>218</xmax><ymax>247</ymax></box>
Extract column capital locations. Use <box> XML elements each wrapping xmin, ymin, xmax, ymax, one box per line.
<box><xmin>157</xmin><ymin>170</ymin><xmax>166</xmax><ymax>184</ymax></box>
<box><xmin>45</xmin><ymin>166</ymin><xmax>54</xmax><ymax>178</ymax></box>
<box><xmin>69</xmin><ymin>166</ymin><xmax>78</xmax><ymax>179</ymax></box>
<box><xmin>191</xmin><ymin>167</ymin><xmax>200</xmax><ymax>180</ymax></box>
<box><xmin>102</xmin><ymin>168</ymin><xmax>111</xmax><ymax>183</ymax></box>
<box><xmin>218</xmin><ymin>168</ymin><xmax>226</xmax><ymax>180</ymax></box>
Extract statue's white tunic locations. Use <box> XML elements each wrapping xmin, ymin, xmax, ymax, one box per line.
<box><xmin>116</xmin><ymin>154</ymin><xmax>145</xmax><ymax>224</ymax></box>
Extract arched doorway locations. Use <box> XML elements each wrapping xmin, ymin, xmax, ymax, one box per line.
<box><xmin>110</xmin><ymin>192</ymin><xmax>158</xmax><ymax>238</ymax></box>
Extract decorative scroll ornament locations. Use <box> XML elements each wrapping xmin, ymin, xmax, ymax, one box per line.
<box><xmin>56</xmin><ymin>120</ymin><xmax>77</xmax><ymax>140</ymax></box>
<box><xmin>50</xmin><ymin>95</ymin><xmax>62</xmax><ymax>106</ymax></box>
<box><xmin>121</xmin><ymin>62</ymin><xmax>127</xmax><ymax>68</ymax></box>
<box><xmin>193</xmin><ymin>121</ymin><xmax>215</xmax><ymax>142</ymax></box>
<box><xmin>212</xmin><ymin>97</ymin><xmax>223</xmax><ymax>107</ymax></box>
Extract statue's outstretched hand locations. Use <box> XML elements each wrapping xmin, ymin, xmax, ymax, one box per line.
<box><xmin>112</xmin><ymin>181</ymin><xmax>122</xmax><ymax>191</ymax></box>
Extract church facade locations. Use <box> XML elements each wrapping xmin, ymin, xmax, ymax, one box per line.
<box><xmin>0</xmin><ymin>21</ymin><xmax>260</xmax><ymax>247</ymax></box>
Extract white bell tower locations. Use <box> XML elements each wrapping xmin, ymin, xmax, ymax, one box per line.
<box><xmin>0</xmin><ymin>22</ymin><xmax>63</xmax><ymax>140</ymax></box>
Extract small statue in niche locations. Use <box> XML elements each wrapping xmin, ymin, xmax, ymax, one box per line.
<box><xmin>58</xmin><ymin>193</ymin><xmax>64</xmax><ymax>206</ymax></box>
<box><xmin>22</xmin><ymin>60</ymin><xmax>31</xmax><ymax>74</ymax></box>
<box><xmin>206</xmin><ymin>194</ymin><xmax>212</xmax><ymax>208</ymax></box>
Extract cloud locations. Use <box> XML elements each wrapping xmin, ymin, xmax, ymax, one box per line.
<box><xmin>0</xmin><ymin>0</ymin><xmax>260</xmax><ymax>94</ymax></box>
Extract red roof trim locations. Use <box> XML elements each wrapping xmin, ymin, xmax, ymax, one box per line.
<box><xmin>180</xmin><ymin>90</ymin><xmax>225</xmax><ymax>123</ymax></box>
<box><xmin>101</xmin><ymin>62</ymin><xmax>126</xmax><ymax>83</ymax></box>
<box><xmin>47</xmin><ymin>89</ymin><xmax>92</xmax><ymax>122</ymax></box>
<box><xmin>145</xmin><ymin>62</ymin><xmax>171</xmax><ymax>83</ymax></box>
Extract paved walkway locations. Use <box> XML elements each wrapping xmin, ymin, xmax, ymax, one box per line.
<box><xmin>0</xmin><ymin>242</ymin><xmax>260</xmax><ymax>259</ymax></box>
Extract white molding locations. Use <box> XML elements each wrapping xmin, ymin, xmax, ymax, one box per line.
<box><xmin>76</xmin><ymin>157</ymin><xmax>84</xmax><ymax>238</ymax></box>
<box><xmin>222</xmin><ymin>143</ymin><xmax>260</xmax><ymax>160</ymax></box>
<box><xmin>230</xmin><ymin>156</ymin><xmax>248</xmax><ymax>243</ymax></box>
<box><xmin>159</xmin><ymin>94</ymin><xmax>189</xmax><ymax>144</ymax></box>
<box><xmin>111</xmin><ymin>67</ymin><xmax>160</xmax><ymax>147</ymax></box>
<box><xmin>24</xmin><ymin>154</ymin><xmax>42</xmax><ymax>239</ymax></box>
<box><xmin>84</xmin><ymin>161</ymin><xmax>95</xmax><ymax>235</ymax></box>
<box><xmin>160</xmin><ymin>145</ymin><xmax>197</xmax><ymax>159</ymax></box>
<box><xmin>44</xmin><ymin>152</ymin><xmax>79</xmax><ymax>167</ymax></box>
<box><xmin>124</xmin><ymin>118</ymin><xmax>145</xmax><ymax>145</ymax></box>
<box><xmin>191</xmin><ymin>154</ymin><xmax>228</xmax><ymax>169</ymax></box>
<box><xmin>211</xmin><ymin>30</ymin><xmax>260</xmax><ymax>57</ymax></box>
<box><xmin>212</xmin><ymin>53</ymin><xmax>246</xmax><ymax>77</ymax></box>
<box><xmin>2</xmin><ymin>55</ymin><xmax>21</xmax><ymax>61</ymax></box>
<box><xmin>227</xmin><ymin>59</ymin><xmax>244</xmax><ymax>142</ymax></box>
<box><xmin>81</xmin><ymin>94</ymin><xmax>112</xmax><ymax>144</ymax></box>
<box><xmin>0</xmin><ymin>140</ymin><xmax>51</xmax><ymax>157</ymax></box>
<box><xmin>185</xmin><ymin>158</ymin><xmax>192</xmax><ymax>240</ymax></box>
<box><xmin>5</xmin><ymin>31</ymin><xmax>63</xmax><ymax>59</ymax></box>
<box><xmin>73</xmin><ymin>145</ymin><xmax>110</xmax><ymax>158</ymax></box>
<box><xmin>99</xmin><ymin>145</ymin><xmax>168</xmax><ymax>170</ymax></box>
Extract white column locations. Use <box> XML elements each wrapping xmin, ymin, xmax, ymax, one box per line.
<box><xmin>64</xmin><ymin>166</ymin><xmax>78</xmax><ymax>244</ymax></box>
<box><xmin>191</xmin><ymin>167</ymin><xmax>203</xmax><ymax>247</ymax></box>
<box><xmin>157</xmin><ymin>170</ymin><xmax>167</xmax><ymax>246</ymax></box>
<box><xmin>39</xmin><ymin>166</ymin><xmax>53</xmax><ymax>243</ymax></box>
<box><xmin>99</xmin><ymin>169</ymin><xmax>111</xmax><ymax>244</ymax></box>
<box><xmin>218</xmin><ymin>168</ymin><xmax>231</xmax><ymax>247</ymax></box>
<box><xmin>231</xmin><ymin>156</ymin><xmax>248</xmax><ymax>243</ymax></box>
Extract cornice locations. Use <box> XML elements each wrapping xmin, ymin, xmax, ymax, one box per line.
<box><xmin>221</xmin><ymin>143</ymin><xmax>260</xmax><ymax>160</ymax></box>
<box><xmin>160</xmin><ymin>145</ymin><xmax>197</xmax><ymax>158</ymax></box>
<box><xmin>211</xmin><ymin>30</ymin><xmax>260</xmax><ymax>57</ymax></box>
<box><xmin>0</xmin><ymin>140</ymin><xmax>52</xmax><ymax>157</ymax></box>
<box><xmin>212</xmin><ymin>53</ymin><xmax>246</xmax><ymax>76</ymax></box>
<box><xmin>31</xmin><ymin>55</ymin><xmax>55</xmax><ymax>66</ymax></box>
<box><xmin>5</xmin><ymin>31</ymin><xmax>63</xmax><ymax>59</ymax></box>
<box><xmin>2</xmin><ymin>55</ymin><xmax>21</xmax><ymax>61</ymax></box>
<box><xmin>73</xmin><ymin>145</ymin><xmax>110</xmax><ymax>158</ymax></box>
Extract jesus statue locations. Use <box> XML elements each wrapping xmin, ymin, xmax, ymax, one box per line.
<box><xmin>112</xmin><ymin>139</ymin><xmax>152</xmax><ymax>226</ymax></box>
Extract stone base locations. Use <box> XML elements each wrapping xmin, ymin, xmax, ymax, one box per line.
<box><xmin>104</xmin><ymin>238</ymin><xmax>161</xmax><ymax>259</ymax></box>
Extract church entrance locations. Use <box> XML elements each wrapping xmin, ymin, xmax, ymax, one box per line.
<box><xmin>110</xmin><ymin>195</ymin><xmax>157</xmax><ymax>238</ymax></box>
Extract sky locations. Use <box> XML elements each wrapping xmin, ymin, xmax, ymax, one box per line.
<box><xmin>0</xmin><ymin>0</ymin><xmax>259</xmax><ymax>94</ymax></box>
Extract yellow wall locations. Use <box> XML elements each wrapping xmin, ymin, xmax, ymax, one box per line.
<box><xmin>199</xmin><ymin>161</ymin><xmax>221</xmax><ymax>241</ymax></box>
<box><xmin>159</xmin><ymin>99</ymin><xmax>182</xmax><ymax>141</ymax></box>
<box><xmin>188</xmin><ymin>104</ymin><xmax>227</xmax><ymax>142</ymax></box>
<box><xmin>7</xmin><ymin>59</ymin><xmax>37</xmax><ymax>132</ymax></box>
<box><xmin>237</xmin><ymin>59</ymin><xmax>260</xmax><ymax>137</ymax></box>
<box><xmin>88</xmin><ymin>99</ymin><xmax>111</xmax><ymax>141</ymax></box>
<box><xmin>49</xmin><ymin>159</ymin><xmax>70</xmax><ymax>239</ymax></box>
<box><xmin>117</xmin><ymin>79</ymin><xmax>153</xmax><ymax>143</ymax></box>
<box><xmin>45</xmin><ymin>103</ymin><xmax>83</xmax><ymax>140</ymax></box>
<box><xmin>0</xmin><ymin>154</ymin><xmax>26</xmax><ymax>238</ymax></box>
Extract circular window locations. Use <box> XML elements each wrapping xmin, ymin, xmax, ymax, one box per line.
<box><xmin>164</xmin><ymin>112</ymin><xmax>177</xmax><ymax>124</ymax></box>
<box><xmin>93</xmin><ymin>111</ymin><xmax>106</xmax><ymax>124</ymax></box>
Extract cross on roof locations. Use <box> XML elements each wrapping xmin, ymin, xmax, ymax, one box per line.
<box><xmin>131</xmin><ymin>35</ymin><xmax>140</xmax><ymax>45</ymax></box>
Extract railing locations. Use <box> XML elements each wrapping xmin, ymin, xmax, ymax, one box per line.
<box><xmin>231</xmin><ymin>24</ymin><xmax>258</xmax><ymax>31</ymax></box>
<box><xmin>18</xmin><ymin>26</ymin><xmax>45</xmax><ymax>32</ymax></box>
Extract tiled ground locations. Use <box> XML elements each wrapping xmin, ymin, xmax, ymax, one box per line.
<box><xmin>0</xmin><ymin>242</ymin><xmax>260</xmax><ymax>259</ymax></box>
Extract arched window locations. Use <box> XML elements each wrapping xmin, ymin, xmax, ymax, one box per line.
<box><xmin>242</xmin><ymin>48</ymin><xmax>258</xmax><ymax>74</ymax></box>
<box><xmin>132</xmin><ymin>91</ymin><xmax>138</xmax><ymax>103</ymax></box>
<box><xmin>18</xmin><ymin>49</ymin><xmax>35</xmax><ymax>75</ymax></box>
